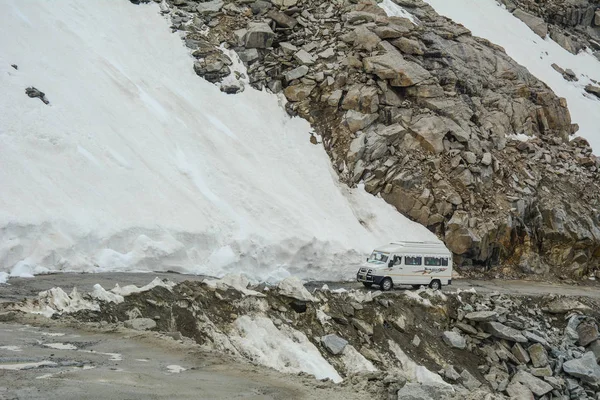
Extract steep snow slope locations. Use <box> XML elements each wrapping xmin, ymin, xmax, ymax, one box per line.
<box><xmin>423</xmin><ymin>0</ymin><xmax>600</xmax><ymax>152</ymax></box>
<box><xmin>0</xmin><ymin>0</ymin><xmax>437</xmax><ymax>281</ymax></box>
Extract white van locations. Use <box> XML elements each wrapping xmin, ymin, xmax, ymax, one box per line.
<box><xmin>356</xmin><ymin>241</ymin><xmax>452</xmax><ymax>291</ymax></box>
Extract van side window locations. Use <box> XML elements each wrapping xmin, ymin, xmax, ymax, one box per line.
<box><xmin>424</xmin><ymin>257</ymin><xmax>442</xmax><ymax>266</ymax></box>
<box><xmin>394</xmin><ymin>256</ymin><xmax>402</xmax><ymax>265</ymax></box>
<box><xmin>405</xmin><ymin>256</ymin><xmax>422</xmax><ymax>266</ymax></box>
<box><xmin>441</xmin><ymin>258</ymin><xmax>449</xmax><ymax>266</ymax></box>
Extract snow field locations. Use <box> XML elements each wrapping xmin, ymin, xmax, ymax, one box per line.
<box><xmin>0</xmin><ymin>0</ymin><xmax>438</xmax><ymax>282</ymax></box>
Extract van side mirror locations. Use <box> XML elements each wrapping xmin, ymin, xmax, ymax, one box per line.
<box><xmin>388</xmin><ymin>260</ymin><xmax>393</xmax><ymax>268</ymax></box>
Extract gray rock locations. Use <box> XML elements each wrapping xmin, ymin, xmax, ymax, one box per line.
<box><xmin>124</xmin><ymin>318</ymin><xmax>157</xmax><ymax>331</ymax></box>
<box><xmin>444</xmin><ymin>365</ymin><xmax>461</xmax><ymax>381</ymax></box>
<box><xmin>585</xmin><ymin>84</ymin><xmax>600</xmax><ymax>99</ymax></box>
<box><xmin>465</xmin><ymin>311</ymin><xmax>498</xmax><ymax>322</ymax></box>
<box><xmin>343</xmin><ymin>110</ymin><xmax>378</xmax><ymax>133</ymax></box>
<box><xmin>284</xmin><ymin>65</ymin><xmax>309</xmax><ymax>81</ymax></box>
<box><xmin>483</xmin><ymin>322</ymin><xmax>527</xmax><ymax>343</ymax></box>
<box><xmin>363</xmin><ymin>49</ymin><xmax>431</xmax><ymax>87</ymax></box>
<box><xmin>271</xmin><ymin>0</ymin><xmax>297</xmax><ymax>7</ymax></box>
<box><xmin>511</xmin><ymin>343</ymin><xmax>531</xmax><ymax>364</ymax></box>
<box><xmin>460</xmin><ymin>369</ymin><xmax>482</xmax><ymax>390</ymax></box>
<box><xmin>522</xmin><ymin>331</ymin><xmax>550</xmax><ymax>349</ymax></box>
<box><xmin>506</xmin><ymin>381</ymin><xmax>534</xmax><ymax>399</ymax></box>
<box><xmin>294</xmin><ymin>49</ymin><xmax>315</xmax><ymax>65</ymax></box>
<box><xmin>279</xmin><ymin>42</ymin><xmax>297</xmax><ymax>54</ymax></box>
<box><xmin>238</xmin><ymin>49</ymin><xmax>259</xmax><ymax>63</ymax></box>
<box><xmin>512</xmin><ymin>9</ymin><xmax>548</xmax><ymax>38</ymax></box>
<box><xmin>562</xmin><ymin>351</ymin><xmax>600</xmax><ymax>384</ymax></box>
<box><xmin>321</xmin><ymin>334</ymin><xmax>348</xmax><ymax>355</ymax></box>
<box><xmin>577</xmin><ymin>321</ymin><xmax>599</xmax><ymax>347</ymax></box>
<box><xmin>396</xmin><ymin>383</ymin><xmax>452</xmax><ymax>400</ymax></box>
<box><xmin>512</xmin><ymin>370</ymin><xmax>553</xmax><ymax>397</ymax></box>
<box><xmin>407</xmin><ymin>334</ymin><xmax>419</xmax><ymax>348</ymax></box>
<box><xmin>544</xmin><ymin>298</ymin><xmax>590</xmax><ymax>314</ymax></box>
<box><xmin>196</xmin><ymin>0</ymin><xmax>224</xmax><ymax>14</ymax></box>
<box><xmin>455</xmin><ymin>322</ymin><xmax>478</xmax><ymax>336</ymax></box>
<box><xmin>245</xmin><ymin>22</ymin><xmax>274</xmax><ymax>49</ymax></box>
<box><xmin>25</xmin><ymin>87</ymin><xmax>50</xmax><ymax>105</ymax></box>
<box><xmin>347</xmin><ymin>132</ymin><xmax>366</xmax><ymax>164</ymax></box>
<box><xmin>352</xmin><ymin>318</ymin><xmax>374</xmax><ymax>335</ymax></box>
<box><xmin>528</xmin><ymin>343</ymin><xmax>548</xmax><ymax>367</ymax></box>
<box><xmin>442</xmin><ymin>331</ymin><xmax>466</xmax><ymax>349</ymax></box>
<box><xmin>587</xmin><ymin>340</ymin><xmax>600</xmax><ymax>362</ymax></box>
<box><xmin>481</xmin><ymin>152</ymin><xmax>492</xmax><ymax>166</ymax></box>
<box><xmin>267</xmin><ymin>10</ymin><xmax>297</xmax><ymax>28</ymax></box>
<box><xmin>530</xmin><ymin>366</ymin><xmax>553</xmax><ymax>377</ymax></box>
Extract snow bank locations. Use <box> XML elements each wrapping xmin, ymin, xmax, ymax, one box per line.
<box><xmin>230</xmin><ymin>316</ymin><xmax>342</xmax><ymax>382</ymax></box>
<box><xmin>0</xmin><ymin>272</ymin><xmax>8</xmax><ymax>284</ymax></box>
<box><xmin>388</xmin><ymin>340</ymin><xmax>451</xmax><ymax>388</ymax></box>
<box><xmin>14</xmin><ymin>287</ymin><xmax>100</xmax><ymax>318</ymax></box>
<box><xmin>203</xmin><ymin>273</ymin><xmax>264</xmax><ymax>297</ymax></box>
<box><xmin>423</xmin><ymin>0</ymin><xmax>600</xmax><ymax>152</ymax></box>
<box><xmin>110</xmin><ymin>277</ymin><xmax>175</xmax><ymax>297</ymax></box>
<box><xmin>91</xmin><ymin>284</ymin><xmax>124</xmax><ymax>304</ymax></box>
<box><xmin>0</xmin><ymin>0</ymin><xmax>439</xmax><ymax>282</ymax></box>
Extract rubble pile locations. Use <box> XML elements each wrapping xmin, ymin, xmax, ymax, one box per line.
<box><xmin>10</xmin><ymin>276</ymin><xmax>600</xmax><ymax>399</ymax></box>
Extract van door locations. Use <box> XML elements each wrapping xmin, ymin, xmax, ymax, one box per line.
<box><xmin>403</xmin><ymin>254</ymin><xmax>424</xmax><ymax>285</ymax></box>
<box><xmin>387</xmin><ymin>254</ymin><xmax>403</xmax><ymax>285</ymax></box>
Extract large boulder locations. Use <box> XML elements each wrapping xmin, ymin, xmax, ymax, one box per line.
<box><xmin>363</xmin><ymin>49</ymin><xmax>431</xmax><ymax>87</ymax></box>
<box><xmin>245</xmin><ymin>22</ymin><xmax>275</xmax><ymax>49</ymax></box>
<box><xmin>512</xmin><ymin>9</ymin><xmax>548</xmax><ymax>38</ymax></box>
<box><xmin>196</xmin><ymin>0</ymin><xmax>224</xmax><ymax>14</ymax></box>
<box><xmin>483</xmin><ymin>322</ymin><xmax>527</xmax><ymax>343</ymax></box>
<box><xmin>527</xmin><ymin>343</ymin><xmax>548</xmax><ymax>367</ymax></box>
<box><xmin>465</xmin><ymin>311</ymin><xmax>498</xmax><ymax>322</ymax></box>
<box><xmin>321</xmin><ymin>334</ymin><xmax>348</xmax><ymax>355</ymax></box>
<box><xmin>343</xmin><ymin>110</ymin><xmax>379</xmax><ymax>133</ymax></box>
<box><xmin>512</xmin><ymin>370</ymin><xmax>553</xmax><ymax>397</ymax></box>
<box><xmin>283</xmin><ymin>84</ymin><xmax>315</xmax><ymax>102</ymax></box>
<box><xmin>562</xmin><ymin>352</ymin><xmax>600</xmax><ymax>384</ymax></box>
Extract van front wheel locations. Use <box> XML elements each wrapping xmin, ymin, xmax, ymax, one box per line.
<box><xmin>429</xmin><ymin>279</ymin><xmax>441</xmax><ymax>291</ymax></box>
<box><xmin>380</xmin><ymin>278</ymin><xmax>393</xmax><ymax>291</ymax></box>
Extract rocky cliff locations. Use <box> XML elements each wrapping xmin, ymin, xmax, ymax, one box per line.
<box><xmin>499</xmin><ymin>0</ymin><xmax>600</xmax><ymax>57</ymax></box>
<box><xmin>133</xmin><ymin>0</ymin><xmax>600</xmax><ymax>279</ymax></box>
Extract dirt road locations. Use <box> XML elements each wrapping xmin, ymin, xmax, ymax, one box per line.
<box><xmin>2</xmin><ymin>272</ymin><xmax>599</xmax><ymax>304</ymax></box>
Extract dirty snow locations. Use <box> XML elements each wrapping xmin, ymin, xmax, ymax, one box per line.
<box><xmin>166</xmin><ymin>365</ymin><xmax>187</xmax><ymax>373</ymax></box>
<box><xmin>379</xmin><ymin>0</ymin><xmax>417</xmax><ymax>24</ymax></box>
<box><xmin>0</xmin><ymin>0</ymin><xmax>439</xmax><ymax>282</ymax></box>
<box><xmin>423</xmin><ymin>0</ymin><xmax>600</xmax><ymax>152</ymax></box>
<box><xmin>43</xmin><ymin>342</ymin><xmax>78</xmax><ymax>350</ymax></box>
<box><xmin>0</xmin><ymin>361</ymin><xmax>57</xmax><ymax>370</ymax></box>
<box><xmin>340</xmin><ymin>345</ymin><xmax>377</xmax><ymax>375</ymax></box>
<box><xmin>91</xmin><ymin>284</ymin><xmax>125</xmax><ymax>304</ymax></box>
<box><xmin>230</xmin><ymin>316</ymin><xmax>342</xmax><ymax>383</ymax></box>
<box><xmin>0</xmin><ymin>272</ymin><xmax>8</xmax><ymax>284</ymax></box>
<box><xmin>110</xmin><ymin>278</ymin><xmax>175</xmax><ymax>297</ymax></box>
<box><xmin>388</xmin><ymin>340</ymin><xmax>451</xmax><ymax>388</ymax></box>
<box><xmin>203</xmin><ymin>273</ymin><xmax>264</xmax><ymax>297</ymax></box>
<box><xmin>0</xmin><ymin>346</ymin><xmax>22</xmax><ymax>352</ymax></box>
<box><xmin>13</xmin><ymin>287</ymin><xmax>100</xmax><ymax>317</ymax></box>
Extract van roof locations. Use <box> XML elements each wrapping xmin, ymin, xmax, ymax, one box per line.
<box><xmin>373</xmin><ymin>241</ymin><xmax>450</xmax><ymax>254</ymax></box>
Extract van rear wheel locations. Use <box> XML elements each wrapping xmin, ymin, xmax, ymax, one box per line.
<box><xmin>429</xmin><ymin>279</ymin><xmax>441</xmax><ymax>291</ymax></box>
<box><xmin>380</xmin><ymin>278</ymin><xmax>393</xmax><ymax>291</ymax></box>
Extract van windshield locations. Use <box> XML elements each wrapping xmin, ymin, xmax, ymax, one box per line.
<box><xmin>368</xmin><ymin>251</ymin><xmax>388</xmax><ymax>263</ymax></box>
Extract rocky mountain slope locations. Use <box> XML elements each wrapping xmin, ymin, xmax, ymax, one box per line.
<box><xmin>137</xmin><ymin>0</ymin><xmax>600</xmax><ymax>278</ymax></box>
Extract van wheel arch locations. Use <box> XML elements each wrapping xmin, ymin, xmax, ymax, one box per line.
<box><xmin>429</xmin><ymin>279</ymin><xmax>441</xmax><ymax>290</ymax></box>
